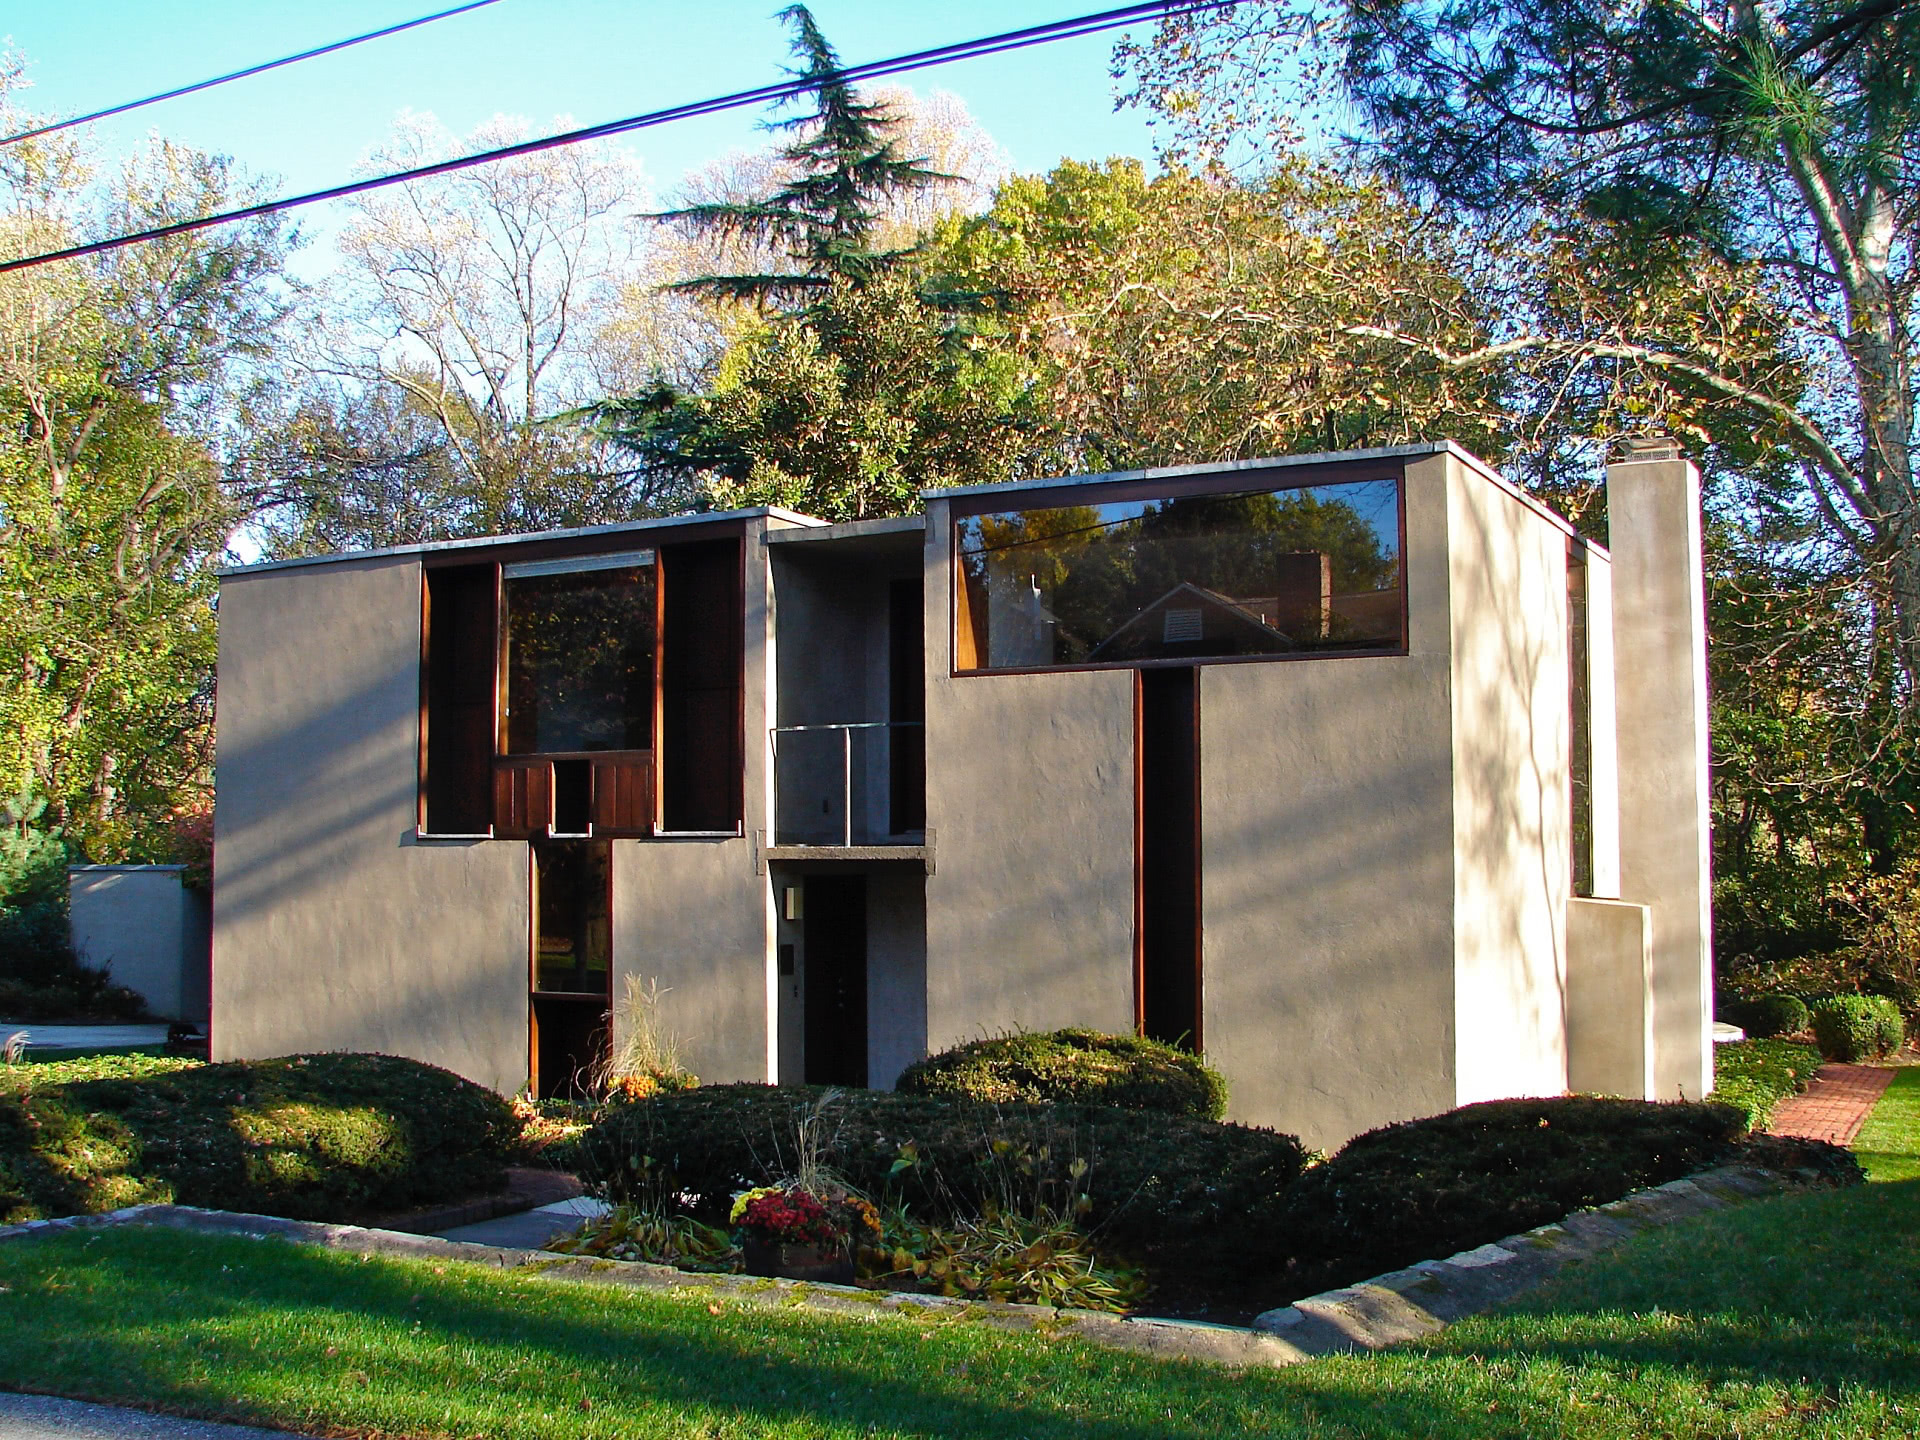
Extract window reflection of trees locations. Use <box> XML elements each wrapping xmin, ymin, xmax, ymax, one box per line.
<box><xmin>958</xmin><ymin>480</ymin><xmax>1401</xmax><ymax>668</ymax></box>
<box><xmin>505</xmin><ymin>568</ymin><xmax>656</xmax><ymax>753</ymax></box>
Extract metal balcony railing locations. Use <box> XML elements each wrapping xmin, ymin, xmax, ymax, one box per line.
<box><xmin>769</xmin><ymin>720</ymin><xmax>924</xmax><ymax>847</ymax></box>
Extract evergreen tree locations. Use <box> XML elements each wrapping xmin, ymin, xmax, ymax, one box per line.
<box><xmin>655</xmin><ymin>5</ymin><xmax>950</xmax><ymax>307</ymax></box>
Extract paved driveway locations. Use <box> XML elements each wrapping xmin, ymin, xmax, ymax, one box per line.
<box><xmin>0</xmin><ymin>1394</ymin><xmax>308</xmax><ymax>1438</ymax></box>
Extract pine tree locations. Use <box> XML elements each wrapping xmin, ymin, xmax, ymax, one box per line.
<box><xmin>656</xmin><ymin>5</ymin><xmax>949</xmax><ymax>307</ymax></box>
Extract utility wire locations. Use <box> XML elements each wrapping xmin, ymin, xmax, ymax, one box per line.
<box><xmin>0</xmin><ymin>0</ymin><xmax>503</xmax><ymax>149</ymax></box>
<box><xmin>0</xmin><ymin>0</ymin><xmax>1232</xmax><ymax>277</ymax></box>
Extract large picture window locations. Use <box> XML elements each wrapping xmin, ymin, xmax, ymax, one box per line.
<box><xmin>503</xmin><ymin>553</ymin><xmax>656</xmax><ymax>755</ymax></box>
<box><xmin>954</xmin><ymin>476</ymin><xmax>1404</xmax><ymax>671</ymax></box>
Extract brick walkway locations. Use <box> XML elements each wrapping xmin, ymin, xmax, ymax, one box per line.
<box><xmin>1766</xmin><ymin>1063</ymin><xmax>1897</xmax><ymax>1145</ymax></box>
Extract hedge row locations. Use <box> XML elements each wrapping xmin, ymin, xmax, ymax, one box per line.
<box><xmin>568</xmin><ymin>1084</ymin><xmax>1308</xmax><ymax>1251</ymax></box>
<box><xmin>1809</xmin><ymin>995</ymin><xmax>1906</xmax><ymax>1062</ymax></box>
<box><xmin>0</xmin><ymin>1052</ymin><xmax>518</xmax><ymax>1223</ymax></box>
<box><xmin>894</xmin><ymin>1030</ymin><xmax>1229</xmax><ymax>1121</ymax></box>
<box><xmin>1265</xmin><ymin>1096</ymin><xmax>1753</xmax><ymax>1285</ymax></box>
<box><xmin>1710</xmin><ymin>1038</ymin><xmax>1824</xmax><ymax>1130</ymax></box>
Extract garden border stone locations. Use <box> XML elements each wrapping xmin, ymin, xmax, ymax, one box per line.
<box><xmin>1251</xmin><ymin>1165</ymin><xmax>1789</xmax><ymax>1352</ymax></box>
<box><xmin>0</xmin><ymin>1163</ymin><xmax>1804</xmax><ymax>1370</ymax></box>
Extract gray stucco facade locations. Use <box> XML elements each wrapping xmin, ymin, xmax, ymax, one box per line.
<box><xmin>211</xmin><ymin>442</ymin><xmax>1711</xmax><ymax>1149</ymax></box>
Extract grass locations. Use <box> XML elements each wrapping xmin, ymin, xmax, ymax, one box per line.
<box><xmin>0</xmin><ymin>1075</ymin><xmax>1912</xmax><ymax>1438</ymax></box>
<box><xmin>15</xmin><ymin>1044</ymin><xmax>170</xmax><ymax>1064</ymax></box>
<box><xmin>1853</xmin><ymin>1068</ymin><xmax>1920</xmax><ymax>1183</ymax></box>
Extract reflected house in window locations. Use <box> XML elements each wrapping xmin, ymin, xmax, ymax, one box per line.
<box><xmin>209</xmin><ymin>441</ymin><xmax>1715</xmax><ymax>1151</ymax></box>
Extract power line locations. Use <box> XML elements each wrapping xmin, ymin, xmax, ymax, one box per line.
<box><xmin>0</xmin><ymin>0</ymin><xmax>503</xmax><ymax>149</ymax></box>
<box><xmin>0</xmin><ymin>0</ymin><xmax>1231</xmax><ymax>278</ymax></box>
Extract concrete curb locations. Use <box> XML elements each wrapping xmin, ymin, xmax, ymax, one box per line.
<box><xmin>1251</xmin><ymin>1165</ymin><xmax>1790</xmax><ymax>1353</ymax></box>
<box><xmin>1</xmin><ymin>1163</ymin><xmax>1802</xmax><ymax>1370</ymax></box>
<box><xmin>0</xmin><ymin>1204</ymin><xmax>1312</xmax><ymax>1369</ymax></box>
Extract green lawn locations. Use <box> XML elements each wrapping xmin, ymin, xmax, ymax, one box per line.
<box><xmin>15</xmin><ymin>1044</ymin><xmax>170</xmax><ymax>1064</ymax></box>
<box><xmin>1854</xmin><ymin>1068</ymin><xmax>1920</xmax><ymax>1183</ymax></box>
<box><xmin>0</xmin><ymin>1080</ymin><xmax>1914</xmax><ymax>1440</ymax></box>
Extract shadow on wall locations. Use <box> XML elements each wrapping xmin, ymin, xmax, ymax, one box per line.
<box><xmin>214</xmin><ymin>655</ymin><xmax>528</xmax><ymax>1091</ymax></box>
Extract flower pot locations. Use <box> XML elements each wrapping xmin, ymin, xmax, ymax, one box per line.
<box><xmin>741</xmin><ymin>1238</ymin><xmax>854</xmax><ymax>1284</ymax></box>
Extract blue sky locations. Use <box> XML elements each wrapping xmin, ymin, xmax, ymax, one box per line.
<box><xmin>5</xmin><ymin>1</ymin><xmax>1164</xmax><ymax>270</ymax></box>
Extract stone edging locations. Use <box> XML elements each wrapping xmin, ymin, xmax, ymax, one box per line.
<box><xmin>1252</xmin><ymin>1165</ymin><xmax>1792</xmax><ymax>1353</ymax></box>
<box><xmin>0</xmin><ymin>1164</ymin><xmax>1799</xmax><ymax>1370</ymax></box>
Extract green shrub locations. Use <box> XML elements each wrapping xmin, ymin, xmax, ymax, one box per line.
<box><xmin>568</xmin><ymin>1085</ymin><xmax>1308</xmax><ymax>1252</ymax></box>
<box><xmin>1718</xmin><ymin>993</ymin><xmax>1811</xmax><ymax>1039</ymax></box>
<box><xmin>0</xmin><ymin>1052</ymin><xmax>518</xmax><ymax>1223</ymax></box>
<box><xmin>1269</xmin><ymin>1096</ymin><xmax>1750</xmax><ymax>1289</ymax></box>
<box><xmin>1809</xmin><ymin>995</ymin><xmax>1906</xmax><ymax>1061</ymax></box>
<box><xmin>895</xmin><ymin>1029</ymin><xmax>1228</xmax><ymax>1121</ymax></box>
<box><xmin>1711</xmin><ymin>1038</ymin><xmax>1823</xmax><ymax>1129</ymax></box>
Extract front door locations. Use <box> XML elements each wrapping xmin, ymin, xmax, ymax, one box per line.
<box><xmin>803</xmin><ymin>875</ymin><xmax>868</xmax><ymax>1086</ymax></box>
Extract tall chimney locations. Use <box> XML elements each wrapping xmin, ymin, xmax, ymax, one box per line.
<box><xmin>1607</xmin><ymin>438</ymin><xmax>1714</xmax><ymax>1100</ymax></box>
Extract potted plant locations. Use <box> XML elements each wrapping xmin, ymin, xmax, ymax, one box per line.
<box><xmin>730</xmin><ymin>1185</ymin><xmax>880</xmax><ymax>1284</ymax></box>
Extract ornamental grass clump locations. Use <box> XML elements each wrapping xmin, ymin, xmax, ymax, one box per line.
<box><xmin>864</xmin><ymin>1206</ymin><xmax>1146</xmax><ymax>1312</ymax></box>
<box><xmin>547</xmin><ymin>1204</ymin><xmax>737</xmax><ymax>1270</ymax></box>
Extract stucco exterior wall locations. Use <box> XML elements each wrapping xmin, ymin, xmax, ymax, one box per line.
<box><xmin>612</xmin><ymin>840</ymin><xmax>768</xmax><ymax>1084</ymax></box>
<box><xmin>1566</xmin><ymin>896</ymin><xmax>1654</xmax><ymax>1097</ymax></box>
<box><xmin>213</xmin><ymin>555</ymin><xmax>530</xmax><ymax>1093</ymax></box>
<box><xmin>867</xmin><ymin>868</ymin><xmax>928</xmax><ymax>1088</ymax></box>
<box><xmin>1608</xmin><ymin>455</ymin><xmax>1714</xmax><ymax>1101</ymax></box>
<box><xmin>1198</xmin><ymin>456</ymin><xmax>1457</xmax><ymax>1148</ymax></box>
<box><xmin>920</xmin><ymin>500</ymin><xmax>1136</xmax><ymax>1047</ymax></box>
<box><xmin>1446</xmin><ymin>454</ymin><xmax>1572</xmax><ymax>1106</ymax></box>
<box><xmin>615</xmin><ymin>516</ymin><xmax>778</xmax><ymax>1086</ymax></box>
<box><xmin>68</xmin><ymin>866</ymin><xmax>209</xmax><ymax>1023</ymax></box>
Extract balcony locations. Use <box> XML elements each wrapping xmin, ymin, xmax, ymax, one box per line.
<box><xmin>767</xmin><ymin>721</ymin><xmax>926</xmax><ymax>862</ymax></box>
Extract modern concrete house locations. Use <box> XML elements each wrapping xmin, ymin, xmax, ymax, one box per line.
<box><xmin>211</xmin><ymin>440</ymin><xmax>1712</xmax><ymax>1151</ymax></box>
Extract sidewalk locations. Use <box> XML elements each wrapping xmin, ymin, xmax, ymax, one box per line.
<box><xmin>0</xmin><ymin>1393</ymin><xmax>308</xmax><ymax>1439</ymax></box>
<box><xmin>1766</xmin><ymin>1063</ymin><xmax>1897</xmax><ymax>1146</ymax></box>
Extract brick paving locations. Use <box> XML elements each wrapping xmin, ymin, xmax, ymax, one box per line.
<box><xmin>1766</xmin><ymin>1063</ymin><xmax>1897</xmax><ymax>1146</ymax></box>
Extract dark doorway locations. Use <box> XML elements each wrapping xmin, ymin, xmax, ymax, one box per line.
<box><xmin>888</xmin><ymin>577</ymin><xmax>926</xmax><ymax>835</ymax></box>
<box><xmin>529</xmin><ymin>840</ymin><xmax>612</xmax><ymax>1099</ymax></box>
<box><xmin>803</xmin><ymin>875</ymin><xmax>868</xmax><ymax>1086</ymax></box>
<box><xmin>1138</xmin><ymin>666</ymin><xmax>1202</xmax><ymax>1049</ymax></box>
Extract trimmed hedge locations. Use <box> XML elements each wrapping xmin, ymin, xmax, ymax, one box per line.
<box><xmin>1711</xmin><ymin>1038</ymin><xmax>1823</xmax><ymax>1130</ymax></box>
<box><xmin>1809</xmin><ymin>995</ymin><xmax>1906</xmax><ymax>1062</ymax></box>
<box><xmin>1719</xmin><ymin>993</ymin><xmax>1811</xmax><ymax>1040</ymax></box>
<box><xmin>895</xmin><ymin>1029</ymin><xmax>1229</xmax><ymax>1121</ymax></box>
<box><xmin>0</xmin><ymin>1052</ymin><xmax>518</xmax><ymax>1223</ymax></box>
<box><xmin>569</xmin><ymin>1084</ymin><xmax>1308</xmax><ymax>1250</ymax></box>
<box><xmin>1267</xmin><ymin>1096</ymin><xmax>1752</xmax><ymax>1287</ymax></box>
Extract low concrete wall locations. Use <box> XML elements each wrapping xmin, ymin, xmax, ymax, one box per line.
<box><xmin>1566</xmin><ymin>897</ymin><xmax>1654</xmax><ymax>1098</ymax></box>
<box><xmin>67</xmin><ymin>866</ymin><xmax>210</xmax><ymax>1023</ymax></box>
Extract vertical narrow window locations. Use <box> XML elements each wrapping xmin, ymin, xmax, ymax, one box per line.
<box><xmin>1568</xmin><ymin>542</ymin><xmax>1595</xmax><ymax>896</ymax></box>
<box><xmin>422</xmin><ymin>564</ymin><xmax>497</xmax><ymax>834</ymax></box>
<box><xmin>1138</xmin><ymin>666</ymin><xmax>1202</xmax><ymax>1049</ymax></box>
<box><xmin>659</xmin><ymin>539</ymin><xmax>744</xmax><ymax>832</ymax></box>
<box><xmin>529</xmin><ymin>839</ymin><xmax>611</xmax><ymax>1100</ymax></box>
<box><xmin>888</xmin><ymin>577</ymin><xmax>926</xmax><ymax>835</ymax></box>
